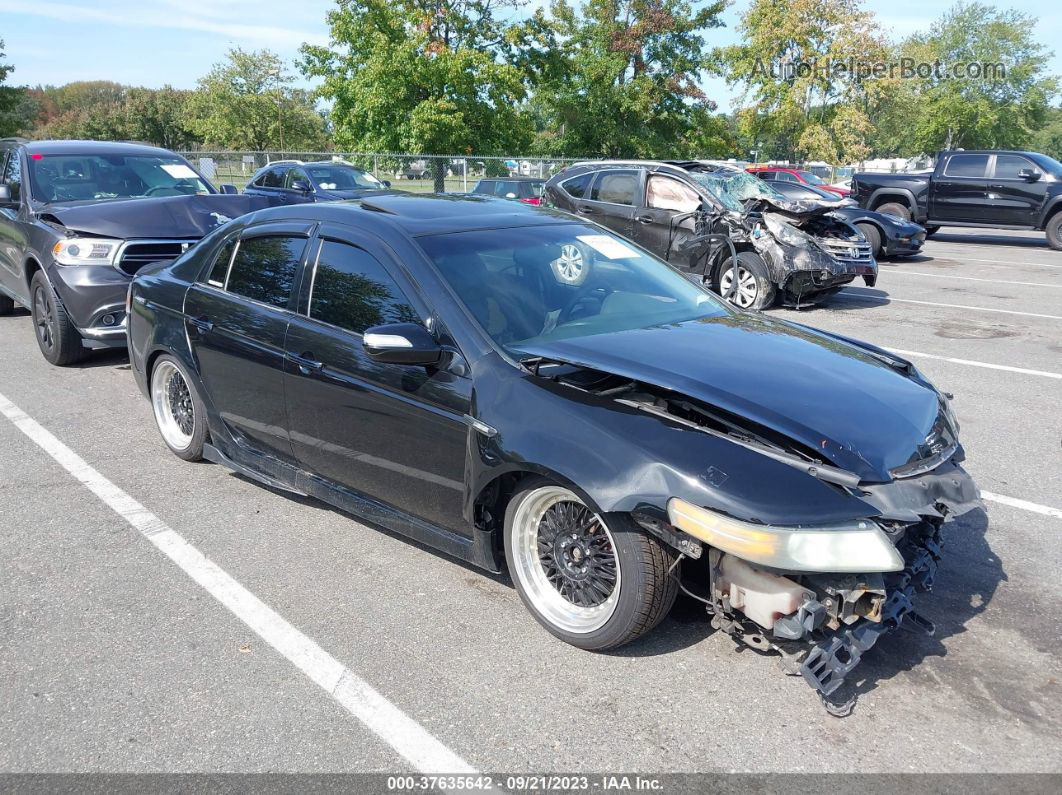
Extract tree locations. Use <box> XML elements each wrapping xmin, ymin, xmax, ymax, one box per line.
<box><xmin>301</xmin><ymin>0</ymin><xmax>533</xmax><ymax>190</ymax></box>
<box><xmin>1031</xmin><ymin>107</ymin><xmax>1062</xmax><ymax>160</ymax></box>
<box><xmin>885</xmin><ymin>2</ymin><xmax>1057</xmax><ymax>154</ymax></box>
<box><xmin>122</xmin><ymin>87</ymin><xmax>201</xmax><ymax>150</ymax></box>
<box><xmin>722</xmin><ymin>0</ymin><xmax>890</xmax><ymax>164</ymax></box>
<box><xmin>518</xmin><ymin>0</ymin><xmax>727</xmax><ymax>158</ymax></box>
<box><xmin>188</xmin><ymin>48</ymin><xmax>329</xmax><ymax>152</ymax></box>
<box><xmin>0</xmin><ymin>39</ymin><xmax>27</xmax><ymax>137</ymax></box>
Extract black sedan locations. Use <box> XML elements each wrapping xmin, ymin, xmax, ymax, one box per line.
<box><xmin>766</xmin><ymin>181</ymin><xmax>927</xmax><ymax>258</ymax></box>
<box><xmin>128</xmin><ymin>194</ymin><xmax>979</xmax><ymax>711</ymax></box>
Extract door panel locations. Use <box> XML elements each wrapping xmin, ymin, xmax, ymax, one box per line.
<box><xmin>930</xmin><ymin>154</ymin><xmax>990</xmax><ymax>222</ymax></box>
<box><xmin>573</xmin><ymin>169</ymin><xmax>641</xmax><ymax>240</ymax></box>
<box><xmin>988</xmin><ymin>154</ymin><xmax>1045</xmax><ymax>225</ymax></box>
<box><xmin>184</xmin><ymin>228</ymin><xmax>311</xmax><ymax>461</ymax></box>
<box><xmin>284</xmin><ymin>235</ymin><xmax>471</xmax><ymax>534</ymax></box>
<box><xmin>632</xmin><ymin>174</ymin><xmax>702</xmax><ymax>261</ymax></box>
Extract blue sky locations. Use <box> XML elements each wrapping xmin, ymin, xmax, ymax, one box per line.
<box><xmin>1</xmin><ymin>0</ymin><xmax>1059</xmax><ymax>112</ymax></box>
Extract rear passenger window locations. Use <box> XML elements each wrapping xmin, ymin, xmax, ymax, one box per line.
<box><xmin>204</xmin><ymin>240</ymin><xmax>237</xmax><ymax>286</ymax></box>
<box><xmin>309</xmin><ymin>240</ymin><xmax>418</xmax><ymax>334</ymax></box>
<box><xmin>260</xmin><ymin>168</ymin><xmax>284</xmax><ymax>188</ymax></box>
<box><xmin>225</xmin><ymin>236</ymin><xmax>304</xmax><ymax>308</ymax></box>
<box><xmin>943</xmin><ymin>154</ymin><xmax>989</xmax><ymax>178</ymax></box>
<box><xmin>590</xmin><ymin>170</ymin><xmax>638</xmax><ymax>205</ymax></box>
<box><xmin>561</xmin><ymin>173</ymin><xmax>592</xmax><ymax>199</ymax></box>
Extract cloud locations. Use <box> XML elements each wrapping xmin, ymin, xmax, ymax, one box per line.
<box><xmin>0</xmin><ymin>0</ymin><xmax>329</xmax><ymax>49</ymax></box>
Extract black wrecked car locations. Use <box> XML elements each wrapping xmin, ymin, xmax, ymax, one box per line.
<box><xmin>0</xmin><ymin>139</ymin><xmax>272</xmax><ymax>365</ymax></box>
<box><xmin>243</xmin><ymin>159</ymin><xmax>392</xmax><ymax>204</ymax></box>
<box><xmin>764</xmin><ymin>180</ymin><xmax>926</xmax><ymax>258</ymax></box>
<box><xmin>544</xmin><ymin>160</ymin><xmax>876</xmax><ymax>310</ymax></box>
<box><xmin>128</xmin><ymin>194</ymin><xmax>979</xmax><ymax>712</ymax></box>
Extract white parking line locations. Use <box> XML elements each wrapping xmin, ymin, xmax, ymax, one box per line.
<box><xmin>837</xmin><ymin>289</ymin><xmax>1062</xmax><ymax>320</ymax></box>
<box><xmin>885</xmin><ymin>348</ymin><xmax>1062</xmax><ymax>380</ymax></box>
<box><xmin>982</xmin><ymin>491</ymin><xmax>1062</xmax><ymax>519</ymax></box>
<box><xmin>887</xmin><ymin>271</ymin><xmax>1060</xmax><ymax>288</ymax></box>
<box><xmin>0</xmin><ymin>391</ymin><xmax>475</xmax><ymax>775</ymax></box>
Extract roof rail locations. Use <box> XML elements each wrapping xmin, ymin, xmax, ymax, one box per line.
<box><xmin>268</xmin><ymin>159</ymin><xmax>304</xmax><ymax>165</ymax></box>
<box><xmin>0</xmin><ymin>137</ymin><xmax>30</xmax><ymax>144</ymax></box>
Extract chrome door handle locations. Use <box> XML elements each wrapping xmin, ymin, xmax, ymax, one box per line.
<box><xmin>288</xmin><ymin>352</ymin><xmax>324</xmax><ymax>373</ymax></box>
<box><xmin>189</xmin><ymin>316</ymin><xmax>213</xmax><ymax>333</ymax></box>
<box><xmin>635</xmin><ymin>215</ymin><xmax>654</xmax><ymax>224</ymax></box>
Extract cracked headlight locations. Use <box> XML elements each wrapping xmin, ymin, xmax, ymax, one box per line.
<box><xmin>52</xmin><ymin>238</ymin><xmax>121</xmax><ymax>266</ymax></box>
<box><xmin>763</xmin><ymin>214</ymin><xmax>813</xmax><ymax>247</ymax></box>
<box><xmin>667</xmin><ymin>498</ymin><xmax>904</xmax><ymax>573</ymax></box>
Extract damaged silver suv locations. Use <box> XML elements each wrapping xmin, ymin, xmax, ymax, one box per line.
<box><xmin>544</xmin><ymin>160</ymin><xmax>877</xmax><ymax>309</ymax></box>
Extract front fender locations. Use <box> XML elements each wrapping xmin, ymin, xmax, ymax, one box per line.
<box><xmin>1037</xmin><ymin>193</ymin><xmax>1062</xmax><ymax>228</ymax></box>
<box><xmin>868</xmin><ymin>187</ymin><xmax>919</xmax><ymax>217</ymax></box>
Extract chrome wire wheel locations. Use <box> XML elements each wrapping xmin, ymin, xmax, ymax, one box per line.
<box><xmin>510</xmin><ymin>486</ymin><xmax>620</xmax><ymax>634</ymax></box>
<box><xmin>32</xmin><ymin>285</ymin><xmax>56</xmax><ymax>352</ymax></box>
<box><xmin>719</xmin><ymin>263</ymin><xmax>759</xmax><ymax>308</ymax></box>
<box><xmin>151</xmin><ymin>360</ymin><xmax>196</xmax><ymax>452</ymax></box>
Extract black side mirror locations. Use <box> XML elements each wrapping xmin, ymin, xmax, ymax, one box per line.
<box><xmin>219</xmin><ymin>184</ymin><xmax>238</xmax><ymax>195</ymax></box>
<box><xmin>382</xmin><ymin>180</ymin><xmax>392</xmax><ymax>188</ymax></box>
<box><xmin>291</xmin><ymin>179</ymin><xmax>313</xmax><ymax>193</ymax></box>
<box><xmin>1018</xmin><ymin>168</ymin><xmax>1042</xmax><ymax>181</ymax></box>
<box><xmin>363</xmin><ymin>322</ymin><xmax>442</xmax><ymax>365</ymax></box>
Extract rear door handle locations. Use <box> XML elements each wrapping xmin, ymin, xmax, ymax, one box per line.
<box><xmin>288</xmin><ymin>351</ymin><xmax>324</xmax><ymax>373</ymax></box>
<box><xmin>189</xmin><ymin>315</ymin><xmax>213</xmax><ymax>333</ymax></box>
<box><xmin>576</xmin><ymin>205</ymin><xmax>595</xmax><ymax>214</ymax></box>
<box><xmin>635</xmin><ymin>214</ymin><xmax>654</xmax><ymax>224</ymax></box>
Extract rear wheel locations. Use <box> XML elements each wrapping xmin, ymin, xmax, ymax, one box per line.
<box><xmin>1045</xmin><ymin>213</ymin><xmax>1062</xmax><ymax>251</ymax></box>
<box><xmin>717</xmin><ymin>251</ymin><xmax>775</xmax><ymax>310</ymax></box>
<box><xmin>30</xmin><ymin>271</ymin><xmax>84</xmax><ymax>366</ymax></box>
<box><xmin>504</xmin><ymin>478</ymin><xmax>678</xmax><ymax>651</ymax></box>
<box><xmin>876</xmin><ymin>202</ymin><xmax>911</xmax><ymax>222</ymax></box>
<box><xmin>150</xmin><ymin>355</ymin><xmax>208</xmax><ymax>461</ymax></box>
<box><xmin>856</xmin><ymin>223</ymin><xmax>882</xmax><ymax>258</ymax></box>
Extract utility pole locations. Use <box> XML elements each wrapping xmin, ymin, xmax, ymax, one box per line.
<box><xmin>272</xmin><ymin>69</ymin><xmax>285</xmax><ymax>155</ymax></box>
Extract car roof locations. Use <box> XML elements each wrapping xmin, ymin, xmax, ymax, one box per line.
<box><xmin>243</xmin><ymin>192</ymin><xmax>578</xmax><ymax>237</ymax></box>
<box><xmin>22</xmin><ymin>140</ymin><xmax>185</xmax><ymax>158</ymax></box>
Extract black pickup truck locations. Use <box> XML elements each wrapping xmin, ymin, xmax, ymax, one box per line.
<box><xmin>852</xmin><ymin>150</ymin><xmax>1062</xmax><ymax>250</ymax></box>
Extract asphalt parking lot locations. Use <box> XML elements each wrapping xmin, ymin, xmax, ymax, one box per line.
<box><xmin>0</xmin><ymin>228</ymin><xmax>1059</xmax><ymax>775</ymax></box>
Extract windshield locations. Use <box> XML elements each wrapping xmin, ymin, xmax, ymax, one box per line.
<box><xmin>304</xmin><ymin>164</ymin><xmax>383</xmax><ymax>190</ymax></box>
<box><xmin>28</xmin><ymin>154</ymin><xmax>213</xmax><ymax>203</ymax></box>
<box><xmin>687</xmin><ymin>170</ymin><xmax>785</xmax><ymax>211</ymax></box>
<box><xmin>418</xmin><ymin>223</ymin><xmax>732</xmax><ymax>353</ymax></box>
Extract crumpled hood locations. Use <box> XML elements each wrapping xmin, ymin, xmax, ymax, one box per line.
<box><xmin>516</xmin><ymin>314</ymin><xmax>944</xmax><ymax>483</ymax></box>
<box><xmin>39</xmin><ymin>194</ymin><xmax>275</xmax><ymax>239</ymax></box>
<box><xmin>747</xmin><ymin>196</ymin><xmax>835</xmax><ymax>218</ymax></box>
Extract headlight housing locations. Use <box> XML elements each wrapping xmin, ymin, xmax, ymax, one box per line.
<box><xmin>667</xmin><ymin>498</ymin><xmax>904</xmax><ymax>573</ymax></box>
<box><xmin>763</xmin><ymin>214</ymin><xmax>814</xmax><ymax>247</ymax></box>
<box><xmin>52</xmin><ymin>238</ymin><xmax>122</xmax><ymax>266</ymax></box>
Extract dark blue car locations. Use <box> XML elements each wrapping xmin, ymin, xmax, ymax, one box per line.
<box><xmin>243</xmin><ymin>160</ymin><xmax>392</xmax><ymax>205</ymax></box>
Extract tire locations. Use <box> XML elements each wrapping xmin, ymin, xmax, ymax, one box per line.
<box><xmin>1045</xmin><ymin>213</ymin><xmax>1062</xmax><ymax>251</ymax></box>
<box><xmin>504</xmin><ymin>477</ymin><xmax>678</xmax><ymax>651</ymax></box>
<box><xmin>875</xmin><ymin>202</ymin><xmax>911</xmax><ymax>222</ymax></box>
<box><xmin>716</xmin><ymin>251</ymin><xmax>776</xmax><ymax>310</ymax></box>
<box><xmin>29</xmin><ymin>271</ymin><xmax>85</xmax><ymax>366</ymax></box>
<box><xmin>150</xmin><ymin>354</ymin><xmax>209</xmax><ymax>461</ymax></box>
<box><xmin>0</xmin><ymin>292</ymin><xmax>14</xmax><ymax>316</ymax></box>
<box><xmin>857</xmin><ymin>223</ymin><xmax>882</xmax><ymax>258</ymax></box>
<box><xmin>924</xmin><ymin>225</ymin><xmax>940</xmax><ymax>238</ymax></box>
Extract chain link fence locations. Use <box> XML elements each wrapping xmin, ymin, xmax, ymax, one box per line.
<box><xmin>175</xmin><ymin>151</ymin><xmax>581</xmax><ymax>192</ymax></box>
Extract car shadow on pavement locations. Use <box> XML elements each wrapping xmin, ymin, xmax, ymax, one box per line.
<box><xmin>780</xmin><ymin>287</ymin><xmax>892</xmax><ymax>312</ymax></box>
<box><xmin>75</xmin><ymin>347</ymin><xmax>131</xmax><ymax>369</ymax></box>
<box><xmin>841</xmin><ymin>508</ymin><xmax>1004</xmax><ymax>701</ymax></box>
<box><xmin>932</xmin><ymin>232</ymin><xmax>1048</xmax><ymax>249</ymax></box>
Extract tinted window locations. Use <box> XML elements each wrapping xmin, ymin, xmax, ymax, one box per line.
<box><xmin>590</xmin><ymin>170</ymin><xmax>638</xmax><ymax>205</ymax></box>
<box><xmin>204</xmin><ymin>240</ymin><xmax>237</xmax><ymax>286</ymax></box>
<box><xmin>944</xmin><ymin>154</ymin><xmax>989</xmax><ymax>178</ymax></box>
<box><xmin>3</xmin><ymin>149</ymin><xmax>22</xmax><ymax>202</ymax></box>
<box><xmin>994</xmin><ymin>155</ymin><xmax>1035</xmax><ymax>179</ymax></box>
<box><xmin>225</xmin><ymin>236</ymin><xmax>304</xmax><ymax>308</ymax></box>
<box><xmin>309</xmin><ymin>240</ymin><xmax>418</xmax><ymax>334</ymax></box>
<box><xmin>561</xmin><ymin>173</ymin><xmax>592</xmax><ymax>199</ymax></box>
<box><xmin>260</xmin><ymin>168</ymin><xmax>284</xmax><ymax>189</ymax></box>
<box><xmin>284</xmin><ymin>169</ymin><xmax>310</xmax><ymax>189</ymax></box>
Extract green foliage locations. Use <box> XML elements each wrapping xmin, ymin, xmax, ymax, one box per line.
<box><xmin>722</xmin><ymin>0</ymin><xmax>888</xmax><ymax>163</ymax></box>
<box><xmin>301</xmin><ymin>0</ymin><xmax>534</xmax><ymax>189</ymax></box>
<box><xmin>1031</xmin><ymin>107</ymin><xmax>1062</xmax><ymax>161</ymax></box>
<box><xmin>0</xmin><ymin>39</ymin><xmax>28</xmax><ymax>137</ymax></box>
<box><xmin>885</xmin><ymin>2</ymin><xmax>1057</xmax><ymax>154</ymax></box>
<box><xmin>187</xmin><ymin>48</ymin><xmax>329</xmax><ymax>151</ymax></box>
<box><xmin>518</xmin><ymin>0</ymin><xmax>728</xmax><ymax>158</ymax></box>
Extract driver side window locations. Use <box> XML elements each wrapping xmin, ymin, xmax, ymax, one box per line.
<box><xmin>646</xmin><ymin>176</ymin><xmax>699</xmax><ymax>213</ymax></box>
<box><xmin>3</xmin><ymin>150</ymin><xmax>22</xmax><ymax>203</ymax></box>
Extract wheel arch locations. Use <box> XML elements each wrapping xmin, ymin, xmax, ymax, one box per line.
<box><xmin>868</xmin><ymin>187</ymin><xmax>918</xmax><ymax>215</ymax></box>
<box><xmin>1038</xmin><ymin>196</ymin><xmax>1062</xmax><ymax>229</ymax></box>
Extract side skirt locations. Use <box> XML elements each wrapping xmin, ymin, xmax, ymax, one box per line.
<box><xmin>203</xmin><ymin>440</ymin><xmax>498</xmax><ymax>573</ymax></box>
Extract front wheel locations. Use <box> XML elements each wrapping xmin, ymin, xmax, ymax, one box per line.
<box><xmin>856</xmin><ymin>223</ymin><xmax>882</xmax><ymax>258</ymax></box>
<box><xmin>717</xmin><ymin>251</ymin><xmax>776</xmax><ymax>310</ymax></box>
<box><xmin>1045</xmin><ymin>213</ymin><xmax>1062</xmax><ymax>251</ymax></box>
<box><xmin>504</xmin><ymin>479</ymin><xmax>678</xmax><ymax>651</ymax></box>
<box><xmin>876</xmin><ymin>202</ymin><xmax>911</xmax><ymax>222</ymax></box>
<box><xmin>150</xmin><ymin>355</ymin><xmax>208</xmax><ymax>461</ymax></box>
<box><xmin>30</xmin><ymin>271</ymin><xmax>84</xmax><ymax>366</ymax></box>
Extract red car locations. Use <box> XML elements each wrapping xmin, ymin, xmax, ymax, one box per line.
<box><xmin>746</xmin><ymin>167</ymin><xmax>851</xmax><ymax>198</ymax></box>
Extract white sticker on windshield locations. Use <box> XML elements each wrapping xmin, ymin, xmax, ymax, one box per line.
<box><xmin>161</xmin><ymin>164</ymin><xmax>199</xmax><ymax>179</ymax></box>
<box><xmin>576</xmin><ymin>234</ymin><xmax>638</xmax><ymax>259</ymax></box>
